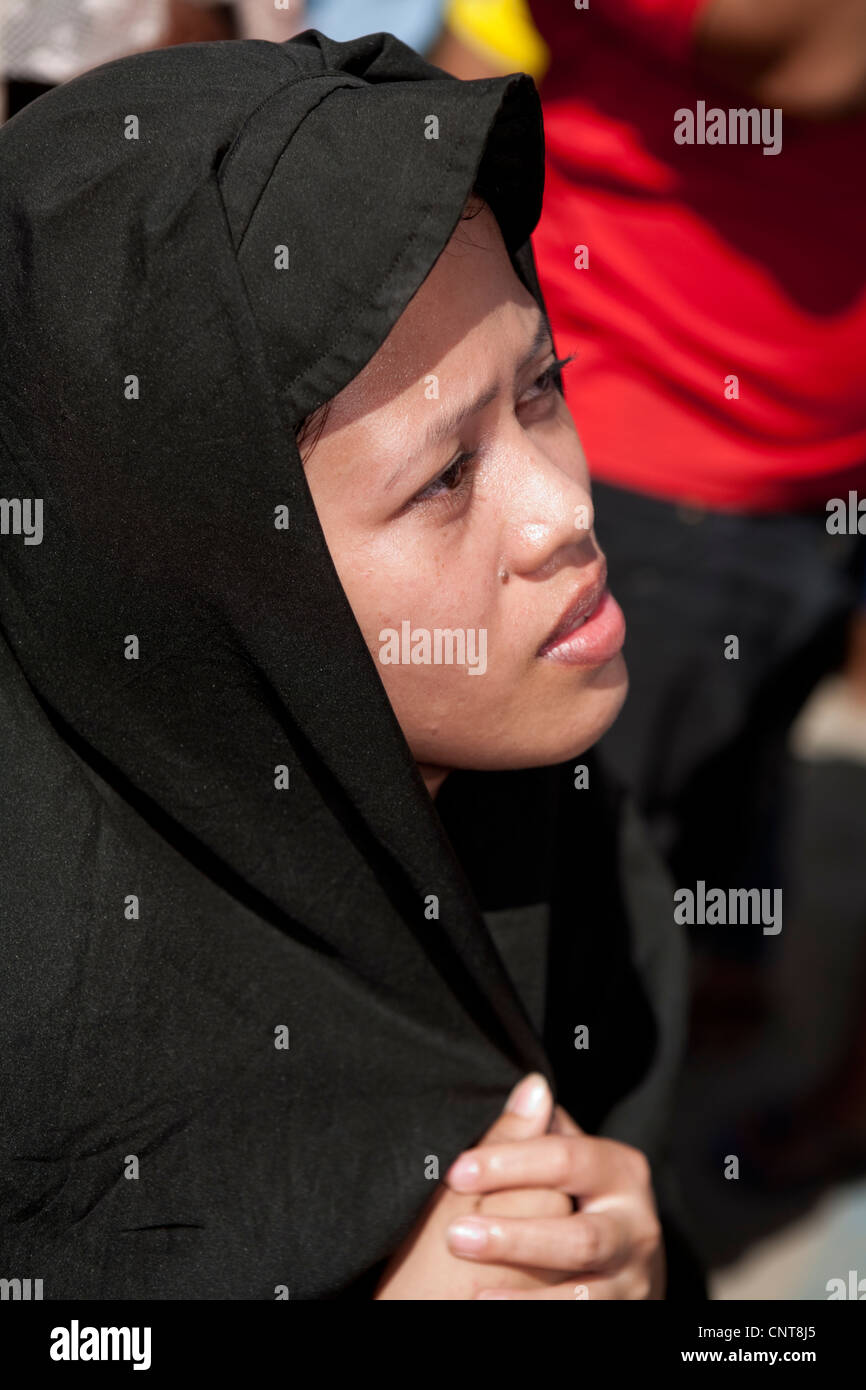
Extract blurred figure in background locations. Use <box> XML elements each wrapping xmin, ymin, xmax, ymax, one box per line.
<box><xmin>292</xmin><ymin>0</ymin><xmax>445</xmax><ymax>53</ymax></box>
<box><xmin>432</xmin><ymin>0</ymin><xmax>548</xmax><ymax>81</ymax></box>
<box><xmin>1</xmin><ymin>1</ymin><xmax>448</xmax><ymax>122</ymax></box>
<box><xmin>1</xmin><ymin>1</ymin><xmax>239</xmax><ymax>121</ymax></box>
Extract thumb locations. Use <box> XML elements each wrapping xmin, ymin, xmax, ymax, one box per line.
<box><xmin>443</xmin><ymin>1073</ymin><xmax>553</xmax><ymax>1192</ymax></box>
<box><xmin>479</xmin><ymin>1071</ymin><xmax>554</xmax><ymax>1145</ymax></box>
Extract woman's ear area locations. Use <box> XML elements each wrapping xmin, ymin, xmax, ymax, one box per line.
<box><xmin>295</xmin><ymin>398</ymin><xmax>332</xmax><ymax>467</ymax></box>
<box><xmin>459</xmin><ymin>188</ymin><xmax>488</xmax><ymax>222</ymax></box>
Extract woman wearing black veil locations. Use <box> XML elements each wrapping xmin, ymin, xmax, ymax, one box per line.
<box><xmin>0</xmin><ymin>28</ymin><xmax>705</xmax><ymax>1299</ymax></box>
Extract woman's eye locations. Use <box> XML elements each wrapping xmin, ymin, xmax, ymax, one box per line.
<box><xmin>410</xmin><ymin>354</ymin><xmax>575</xmax><ymax>510</ymax></box>
<box><xmin>414</xmin><ymin>451</ymin><xmax>476</xmax><ymax>504</ymax></box>
<box><xmin>523</xmin><ymin>353</ymin><xmax>577</xmax><ymax>401</ymax></box>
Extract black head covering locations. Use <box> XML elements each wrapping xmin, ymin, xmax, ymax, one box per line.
<box><xmin>0</xmin><ymin>31</ymin><xmax>692</xmax><ymax>1298</ymax></box>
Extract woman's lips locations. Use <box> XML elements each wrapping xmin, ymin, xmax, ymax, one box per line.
<box><xmin>536</xmin><ymin>587</ymin><xmax>626</xmax><ymax>666</ymax></box>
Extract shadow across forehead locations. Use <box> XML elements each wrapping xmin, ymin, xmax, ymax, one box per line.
<box><xmin>303</xmin><ymin>202</ymin><xmax>537</xmax><ymax>453</ymax></box>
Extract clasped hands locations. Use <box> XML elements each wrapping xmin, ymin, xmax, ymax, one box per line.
<box><xmin>374</xmin><ymin>1072</ymin><xmax>666</xmax><ymax>1300</ymax></box>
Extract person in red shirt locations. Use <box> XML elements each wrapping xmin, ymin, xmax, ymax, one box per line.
<box><xmin>525</xmin><ymin>0</ymin><xmax>866</xmax><ymax>507</ymax></box>
<box><xmin>431</xmin><ymin>0</ymin><xmax>866</xmax><ymax>1173</ymax></box>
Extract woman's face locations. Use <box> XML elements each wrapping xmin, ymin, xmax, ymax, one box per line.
<box><xmin>302</xmin><ymin>201</ymin><xmax>627</xmax><ymax>796</ymax></box>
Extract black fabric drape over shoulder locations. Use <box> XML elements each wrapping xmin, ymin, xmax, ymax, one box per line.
<box><xmin>0</xmin><ymin>30</ymin><xmax>703</xmax><ymax>1299</ymax></box>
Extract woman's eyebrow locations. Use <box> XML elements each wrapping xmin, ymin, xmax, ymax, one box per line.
<box><xmin>384</xmin><ymin>309</ymin><xmax>555</xmax><ymax>492</ymax></box>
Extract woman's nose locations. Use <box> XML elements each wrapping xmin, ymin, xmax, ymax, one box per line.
<box><xmin>503</xmin><ymin>454</ymin><xmax>595</xmax><ymax>577</ymax></box>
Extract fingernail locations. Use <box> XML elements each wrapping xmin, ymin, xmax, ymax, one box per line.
<box><xmin>506</xmin><ymin>1072</ymin><xmax>548</xmax><ymax>1116</ymax></box>
<box><xmin>446</xmin><ymin>1217</ymin><xmax>489</xmax><ymax>1253</ymax></box>
<box><xmin>446</xmin><ymin>1154</ymin><xmax>481</xmax><ymax>1189</ymax></box>
<box><xmin>476</xmin><ymin>1290</ymin><xmax>512</xmax><ymax>1299</ymax></box>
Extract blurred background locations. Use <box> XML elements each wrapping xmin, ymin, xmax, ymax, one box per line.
<box><xmin>3</xmin><ymin>0</ymin><xmax>866</xmax><ymax>1301</ymax></box>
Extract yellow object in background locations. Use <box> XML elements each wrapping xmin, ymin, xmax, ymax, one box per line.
<box><xmin>444</xmin><ymin>0</ymin><xmax>550</xmax><ymax>81</ymax></box>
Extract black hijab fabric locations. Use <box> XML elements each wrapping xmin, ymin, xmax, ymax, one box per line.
<box><xmin>0</xmin><ymin>30</ymin><xmax>695</xmax><ymax>1299</ymax></box>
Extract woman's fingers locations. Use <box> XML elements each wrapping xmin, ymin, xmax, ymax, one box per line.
<box><xmin>446</xmin><ymin>1208</ymin><xmax>624</xmax><ymax>1272</ymax></box>
<box><xmin>442</xmin><ymin>1097</ymin><xmax>662</xmax><ymax>1300</ymax></box>
<box><xmin>446</xmin><ymin>1131</ymin><xmax>620</xmax><ymax>1197</ymax></box>
<box><xmin>477</xmin><ymin>1185</ymin><xmax>574</xmax><ymax>1219</ymax></box>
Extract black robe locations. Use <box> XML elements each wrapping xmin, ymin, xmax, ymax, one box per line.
<box><xmin>0</xmin><ymin>28</ymin><xmax>704</xmax><ymax>1299</ymax></box>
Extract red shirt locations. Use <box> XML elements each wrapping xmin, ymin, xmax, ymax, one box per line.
<box><xmin>528</xmin><ymin>0</ymin><xmax>866</xmax><ymax>510</ymax></box>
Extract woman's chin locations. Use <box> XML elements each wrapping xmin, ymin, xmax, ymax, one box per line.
<box><xmin>534</xmin><ymin>653</ymin><xmax>629</xmax><ymax>765</ymax></box>
<box><xmin>416</xmin><ymin>681</ymin><xmax>629</xmax><ymax>775</ymax></box>
<box><xmin>551</xmin><ymin>658</ymin><xmax>628</xmax><ymax>762</ymax></box>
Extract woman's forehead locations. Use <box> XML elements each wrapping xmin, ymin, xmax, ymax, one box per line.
<box><xmin>323</xmin><ymin>211</ymin><xmax>526</xmax><ymax>429</ymax></box>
